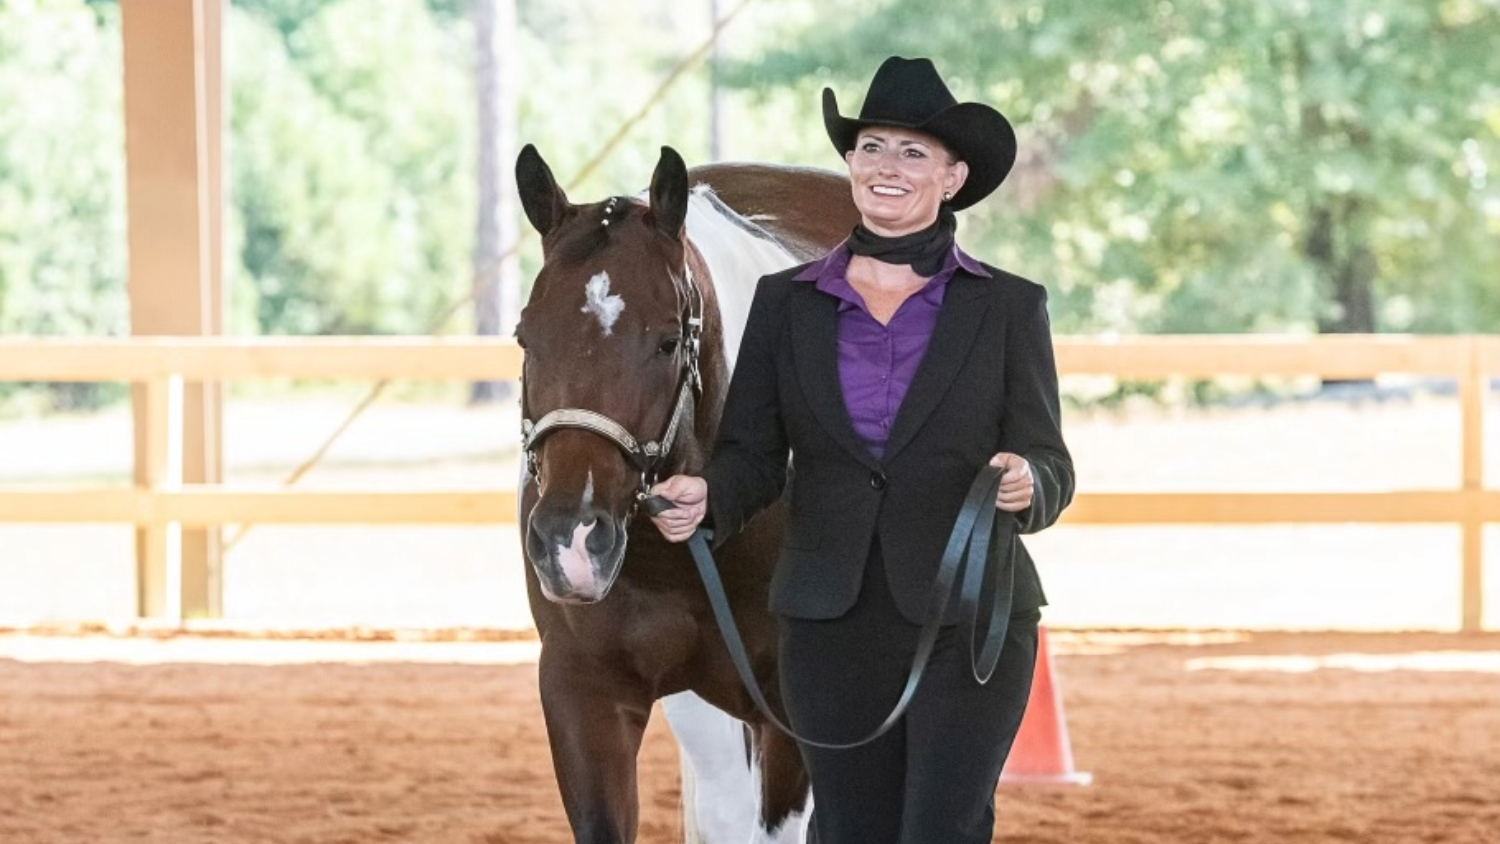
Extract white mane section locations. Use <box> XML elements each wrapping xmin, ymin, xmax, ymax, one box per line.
<box><xmin>682</xmin><ymin>186</ymin><xmax>799</xmax><ymax>372</ymax></box>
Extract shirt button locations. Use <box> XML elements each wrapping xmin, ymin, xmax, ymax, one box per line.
<box><xmin>870</xmin><ymin>471</ymin><xmax>888</xmax><ymax>491</ymax></box>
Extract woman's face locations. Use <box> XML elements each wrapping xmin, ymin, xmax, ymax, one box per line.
<box><xmin>845</xmin><ymin>127</ymin><xmax>969</xmax><ymax>237</ymax></box>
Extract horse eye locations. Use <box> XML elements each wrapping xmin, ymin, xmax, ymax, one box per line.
<box><xmin>657</xmin><ymin>337</ymin><xmax>681</xmax><ymax>356</ymax></box>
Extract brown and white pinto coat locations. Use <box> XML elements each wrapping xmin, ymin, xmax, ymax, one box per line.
<box><xmin>514</xmin><ymin>145</ymin><xmax>856</xmax><ymax>844</ymax></box>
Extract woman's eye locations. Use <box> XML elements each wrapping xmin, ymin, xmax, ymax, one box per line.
<box><xmin>657</xmin><ymin>337</ymin><xmax>681</xmax><ymax>356</ymax></box>
<box><xmin>860</xmin><ymin>142</ymin><xmax>880</xmax><ymax>153</ymax></box>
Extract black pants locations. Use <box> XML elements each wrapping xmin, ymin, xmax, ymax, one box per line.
<box><xmin>778</xmin><ymin>540</ymin><xmax>1040</xmax><ymax>844</ymax></box>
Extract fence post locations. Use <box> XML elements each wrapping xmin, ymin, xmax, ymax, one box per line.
<box><xmin>135</xmin><ymin>375</ymin><xmax>184</xmax><ymax>619</ymax></box>
<box><xmin>122</xmin><ymin>0</ymin><xmax>226</xmax><ymax>618</ymax></box>
<box><xmin>1460</xmin><ymin>337</ymin><xmax>1485</xmax><ymax>633</ymax></box>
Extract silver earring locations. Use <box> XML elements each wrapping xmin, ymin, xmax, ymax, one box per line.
<box><xmin>943</xmin><ymin>192</ymin><xmax>953</xmax><ymax>201</ymax></box>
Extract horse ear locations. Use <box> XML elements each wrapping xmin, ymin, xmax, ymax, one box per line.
<box><xmin>516</xmin><ymin>143</ymin><xmax>571</xmax><ymax>236</ymax></box>
<box><xmin>648</xmin><ymin>146</ymin><xmax>689</xmax><ymax>240</ymax></box>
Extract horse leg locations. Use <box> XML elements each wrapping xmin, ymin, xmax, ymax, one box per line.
<box><xmin>750</xmin><ymin>724</ymin><xmax>811</xmax><ymax>844</ymax></box>
<box><xmin>540</xmin><ymin>655</ymin><xmax>653</xmax><ymax>844</ymax></box>
<box><xmin>661</xmin><ymin>691</ymin><xmax>758</xmax><ymax>843</ymax></box>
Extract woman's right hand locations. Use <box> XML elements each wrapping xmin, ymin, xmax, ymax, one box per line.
<box><xmin>647</xmin><ymin>475</ymin><xmax>708</xmax><ymax>542</ymax></box>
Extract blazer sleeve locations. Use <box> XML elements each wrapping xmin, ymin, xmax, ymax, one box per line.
<box><xmin>1001</xmin><ymin>285</ymin><xmax>1074</xmax><ymax>534</ymax></box>
<box><xmin>699</xmin><ymin>277</ymin><xmax>791</xmax><ymax>546</ymax></box>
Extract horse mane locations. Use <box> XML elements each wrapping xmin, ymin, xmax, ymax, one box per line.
<box><xmin>681</xmin><ymin>187</ymin><xmax>800</xmax><ymax>371</ymax></box>
<box><xmin>686</xmin><ymin>163</ymin><xmax>857</xmax><ymax>263</ymax></box>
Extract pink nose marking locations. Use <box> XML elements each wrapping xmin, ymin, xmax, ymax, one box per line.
<box><xmin>554</xmin><ymin>520</ymin><xmax>598</xmax><ymax>592</ymax></box>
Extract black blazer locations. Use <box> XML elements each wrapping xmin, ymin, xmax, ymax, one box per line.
<box><xmin>701</xmin><ymin>260</ymin><xmax>1073</xmax><ymax>623</ymax></box>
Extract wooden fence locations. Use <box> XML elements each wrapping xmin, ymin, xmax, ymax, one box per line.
<box><xmin>0</xmin><ymin>335</ymin><xmax>1495</xmax><ymax>630</ymax></box>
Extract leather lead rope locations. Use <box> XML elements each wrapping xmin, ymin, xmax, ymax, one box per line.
<box><xmin>642</xmin><ymin>464</ymin><xmax>1015</xmax><ymax>750</ymax></box>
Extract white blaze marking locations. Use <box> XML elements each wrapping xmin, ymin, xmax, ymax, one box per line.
<box><xmin>581</xmin><ymin>469</ymin><xmax>594</xmax><ymax>509</ymax></box>
<box><xmin>582</xmin><ymin>272</ymin><xmax>625</xmax><ymax>335</ymax></box>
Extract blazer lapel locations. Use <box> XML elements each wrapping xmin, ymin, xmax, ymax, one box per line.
<box><xmin>881</xmin><ymin>271</ymin><xmax>990</xmax><ymax>463</ymax></box>
<box><xmin>790</xmin><ymin>283</ymin><xmax>882</xmax><ymax>470</ymax></box>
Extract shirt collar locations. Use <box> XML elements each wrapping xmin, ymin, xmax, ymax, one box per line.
<box><xmin>794</xmin><ymin>241</ymin><xmax>992</xmax><ymax>290</ymax></box>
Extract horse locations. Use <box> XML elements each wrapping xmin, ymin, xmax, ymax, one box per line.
<box><xmin>513</xmin><ymin>143</ymin><xmax>857</xmax><ymax>844</ymax></box>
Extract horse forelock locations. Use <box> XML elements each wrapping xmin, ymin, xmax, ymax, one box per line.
<box><xmin>541</xmin><ymin>196</ymin><xmax>658</xmax><ymax>268</ymax></box>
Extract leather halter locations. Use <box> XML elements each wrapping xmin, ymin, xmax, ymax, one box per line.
<box><xmin>520</xmin><ymin>261</ymin><xmax>704</xmax><ymax>502</ymax></box>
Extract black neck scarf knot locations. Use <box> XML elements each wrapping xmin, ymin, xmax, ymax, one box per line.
<box><xmin>845</xmin><ymin>204</ymin><xmax>956</xmax><ymax>278</ymax></box>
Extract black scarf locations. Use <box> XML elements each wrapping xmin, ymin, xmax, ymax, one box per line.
<box><xmin>845</xmin><ymin>204</ymin><xmax>956</xmax><ymax>277</ymax></box>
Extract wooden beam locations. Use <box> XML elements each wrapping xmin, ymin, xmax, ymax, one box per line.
<box><xmin>1054</xmin><ymin>335</ymin><xmax>1470</xmax><ymax>378</ymax></box>
<box><xmin>0</xmin><ymin>337</ymin><xmax>523</xmax><ymax>381</ymax></box>
<box><xmin>1061</xmin><ymin>490</ymin><xmax>1500</xmax><ymax>525</ymax></box>
<box><xmin>9</xmin><ymin>487</ymin><xmax>1500</xmax><ymax>528</ymax></box>
<box><xmin>1459</xmin><ymin>338</ymin><xmax>1487</xmax><ymax>632</ymax></box>
<box><xmin>0</xmin><ymin>334</ymin><xmax>1464</xmax><ymax>383</ymax></box>
<box><xmin>0</xmin><ymin>489</ymin><xmax>148</xmax><ymax>523</ymax></box>
<box><xmin>1480</xmin><ymin>336</ymin><xmax>1500</xmax><ymax>373</ymax></box>
<box><xmin>155</xmin><ymin>489</ymin><xmax>521</xmax><ymax>525</ymax></box>
<box><xmin>135</xmin><ymin>377</ymin><xmax>182</xmax><ymax>617</ymax></box>
<box><xmin>0</xmin><ymin>488</ymin><xmax>519</xmax><ymax>525</ymax></box>
<box><xmin>122</xmin><ymin>0</ymin><xmax>224</xmax><ymax>618</ymax></box>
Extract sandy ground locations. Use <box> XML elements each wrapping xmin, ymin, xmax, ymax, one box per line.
<box><xmin>3</xmin><ymin>393</ymin><xmax>1499</xmax><ymax>842</ymax></box>
<box><xmin>2</xmin><ymin>629</ymin><xmax>1499</xmax><ymax>844</ymax></box>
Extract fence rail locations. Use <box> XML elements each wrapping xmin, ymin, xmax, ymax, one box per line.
<box><xmin>0</xmin><ymin>335</ymin><xmax>1494</xmax><ymax>629</ymax></box>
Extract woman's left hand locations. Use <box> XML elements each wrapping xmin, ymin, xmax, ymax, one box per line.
<box><xmin>987</xmin><ymin>452</ymin><xmax>1033</xmax><ymax>512</ymax></box>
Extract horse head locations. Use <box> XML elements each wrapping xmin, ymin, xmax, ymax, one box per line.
<box><xmin>514</xmin><ymin>144</ymin><xmax>714</xmax><ymax>604</ymax></box>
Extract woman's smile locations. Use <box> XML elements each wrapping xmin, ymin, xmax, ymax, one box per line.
<box><xmin>846</xmin><ymin>127</ymin><xmax>967</xmax><ymax>236</ymax></box>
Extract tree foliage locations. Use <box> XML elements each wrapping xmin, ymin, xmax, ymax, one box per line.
<box><xmin>2</xmin><ymin>0</ymin><xmax>1497</xmax><ymax>361</ymax></box>
<box><xmin>0</xmin><ymin>0</ymin><xmax>125</xmax><ymax>338</ymax></box>
<box><xmin>733</xmin><ymin>0</ymin><xmax>1500</xmax><ymax>334</ymax></box>
<box><xmin>229</xmin><ymin>0</ymin><xmax>475</xmax><ymax>334</ymax></box>
<box><xmin>0</xmin><ymin>0</ymin><xmax>125</xmax><ymax>408</ymax></box>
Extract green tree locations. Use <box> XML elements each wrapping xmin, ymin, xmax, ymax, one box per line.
<box><xmin>229</xmin><ymin>0</ymin><xmax>475</xmax><ymax>334</ymax></box>
<box><xmin>0</xmin><ymin>0</ymin><xmax>125</xmax><ymax>408</ymax></box>
<box><xmin>0</xmin><ymin>0</ymin><xmax>125</xmax><ymax>337</ymax></box>
<box><xmin>730</xmin><ymin>0</ymin><xmax>1500</xmax><ymax>335</ymax></box>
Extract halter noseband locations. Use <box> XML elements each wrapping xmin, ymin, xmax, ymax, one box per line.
<box><xmin>520</xmin><ymin>260</ymin><xmax>704</xmax><ymax>504</ymax></box>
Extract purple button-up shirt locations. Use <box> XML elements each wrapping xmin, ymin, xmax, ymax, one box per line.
<box><xmin>793</xmin><ymin>243</ymin><xmax>991</xmax><ymax>460</ymax></box>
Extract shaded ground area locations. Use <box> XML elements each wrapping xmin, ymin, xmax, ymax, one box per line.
<box><xmin>2</xmin><ymin>631</ymin><xmax>1498</xmax><ymax>843</ymax></box>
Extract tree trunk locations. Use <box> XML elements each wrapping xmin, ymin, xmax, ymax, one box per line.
<box><xmin>1307</xmin><ymin>199</ymin><xmax>1377</xmax><ymax>335</ymax></box>
<box><xmin>1295</xmin><ymin>37</ymin><xmax>1377</xmax><ymax>340</ymax></box>
<box><xmin>1306</xmin><ymin>198</ymin><xmax>1377</xmax><ymax>388</ymax></box>
<box><xmin>708</xmin><ymin>0</ymin><xmax>722</xmax><ymax>161</ymax></box>
<box><xmin>471</xmin><ymin>0</ymin><xmax>521</xmax><ymax>404</ymax></box>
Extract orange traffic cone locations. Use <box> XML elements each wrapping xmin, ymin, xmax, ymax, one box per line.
<box><xmin>1000</xmin><ymin>625</ymin><xmax>1092</xmax><ymax>786</ymax></box>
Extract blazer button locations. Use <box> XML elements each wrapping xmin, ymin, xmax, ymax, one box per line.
<box><xmin>870</xmin><ymin>471</ymin><xmax>888</xmax><ymax>491</ymax></box>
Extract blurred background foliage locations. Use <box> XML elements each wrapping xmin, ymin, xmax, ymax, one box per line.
<box><xmin>1</xmin><ymin>0</ymin><xmax>1497</xmax><ymax>389</ymax></box>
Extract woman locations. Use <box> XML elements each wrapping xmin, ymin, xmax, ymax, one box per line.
<box><xmin>649</xmin><ymin>56</ymin><xmax>1073</xmax><ymax>844</ymax></box>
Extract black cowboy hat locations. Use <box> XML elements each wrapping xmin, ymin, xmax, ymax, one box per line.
<box><xmin>823</xmin><ymin>56</ymin><xmax>1016</xmax><ymax>211</ymax></box>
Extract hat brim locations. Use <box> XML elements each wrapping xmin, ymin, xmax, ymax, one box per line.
<box><xmin>822</xmin><ymin>88</ymin><xmax>1017</xmax><ymax>211</ymax></box>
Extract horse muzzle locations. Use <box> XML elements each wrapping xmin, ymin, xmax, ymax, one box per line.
<box><xmin>525</xmin><ymin>505</ymin><xmax>628</xmax><ymax>604</ymax></box>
